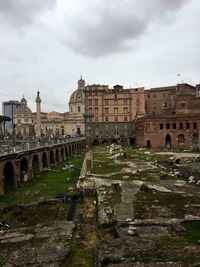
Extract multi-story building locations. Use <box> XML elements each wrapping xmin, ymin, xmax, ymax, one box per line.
<box><xmin>84</xmin><ymin>84</ymin><xmax>145</xmax><ymax>146</ymax></box>
<box><xmin>2</xmin><ymin>100</ymin><xmax>19</xmax><ymax>135</ymax></box>
<box><xmin>13</xmin><ymin>97</ymin><xmax>34</xmax><ymax>138</ymax></box>
<box><xmin>2</xmin><ymin>98</ymin><xmax>33</xmax><ymax>138</ymax></box>
<box><xmin>136</xmin><ymin>83</ymin><xmax>200</xmax><ymax>148</ymax></box>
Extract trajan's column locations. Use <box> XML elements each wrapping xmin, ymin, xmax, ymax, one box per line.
<box><xmin>35</xmin><ymin>91</ymin><xmax>41</xmax><ymax>138</ymax></box>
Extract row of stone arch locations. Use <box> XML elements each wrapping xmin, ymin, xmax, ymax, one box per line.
<box><xmin>146</xmin><ymin>133</ymin><xmax>199</xmax><ymax>148</ymax></box>
<box><xmin>0</xmin><ymin>141</ymin><xmax>85</xmax><ymax>195</ymax></box>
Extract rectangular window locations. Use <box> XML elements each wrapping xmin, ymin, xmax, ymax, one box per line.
<box><xmin>104</xmin><ymin>99</ymin><xmax>109</xmax><ymax>106</ymax></box>
<box><xmin>124</xmin><ymin>116</ymin><xmax>127</xmax><ymax>122</ymax></box>
<box><xmin>89</xmin><ymin>99</ymin><xmax>92</xmax><ymax>106</ymax></box>
<box><xmin>95</xmin><ymin>107</ymin><xmax>98</xmax><ymax>114</ymax></box>
<box><xmin>105</xmin><ymin>117</ymin><xmax>108</xmax><ymax>122</ymax></box>
<box><xmin>95</xmin><ymin>99</ymin><xmax>99</xmax><ymax>106</ymax></box>
<box><xmin>124</xmin><ymin>107</ymin><xmax>128</xmax><ymax>114</ymax></box>
<box><xmin>114</xmin><ymin>99</ymin><xmax>118</xmax><ymax>105</ymax></box>
<box><xmin>104</xmin><ymin>108</ymin><xmax>109</xmax><ymax>114</ymax></box>
<box><xmin>124</xmin><ymin>99</ymin><xmax>128</xmax><ymax>105</ymax></box>
<box><xmin>114</xmin><ymin>108</ymin><xmax>118</xmax><ymax>114</ymax></box>
<box><xmin>115</xmin><ymin>117</ymin><xmax>118</xmax><ymax>122</ymax></box>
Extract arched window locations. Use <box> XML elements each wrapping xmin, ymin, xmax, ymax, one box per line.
<box><xmin>160</xmin><ymin>123</ymin><xmax>164</xmax><ymax>130</ymax></box>
<box><xmin>166</xmin><ymin>123</ymin><xmax>170</xmax><ymax>130</ymax></box>
<box><xmin>186</xmin><ymin>123</ymin><xmax>190</xmax><ymax>129</ymax></box>
<box><xmin>78</xmin><ymin>106</ymin><xmax>81</xmax><ymax>112</ymax></box>
<box><xmin>179</xmin><ymin>123</ymin><xmax>183</xmax><ymax>129</ymax></box>
<box><xmin>173</xmin><ymin>123</ymin><xmax>176</xmax><ymax>129</ymax></box>
<box><xmin>193</xmin><ymin>122</ymin><xmax>197</xmax><ymax>129</ymax></box>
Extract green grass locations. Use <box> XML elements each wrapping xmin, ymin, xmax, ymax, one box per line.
<box><xmin>0</xmin><ymin>256</ymin><xmax>7</xmax><ymax>267</ymax></box>
<box><xmin>0</xmin><ymin>155</ymin><xmax>84</xmax><ymax>206</ymax></box>
<box><xmin>93</xmin><ymin>160</ymin><xmax>125</xmax><ymax>174</ymax></box>
<box><xmin>62</xmin><ymin>248</ymin><xmax>94</xmax><ymax>267</ymax></box>
<box><xmin>134</xmin><ymin>191</ymin><xmax>200</xmax><ymax>219</ymax></box>
<box><xmin>0</xmin><ymin>202</ymin><xmax>68</xmax><ymax>229</ymax></box>
<box><xmin>161</xmin><ymin>220</ymin><xmax>200</xmax><ymax>247</ymax></box>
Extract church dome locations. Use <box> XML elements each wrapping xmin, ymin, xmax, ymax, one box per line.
<box><xmin>69</xmin><ymin>77</ymin><xmax>85</xmax><ymax>105</ymax></box>
<box><xmin>21</xmin><ymin>96</ymin><xmax>27</xmax><ymax>106</ymax></box>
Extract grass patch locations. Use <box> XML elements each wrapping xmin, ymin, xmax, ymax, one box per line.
<box><xmin>0</xmin><ymin>202</ymin><xmax>68</xmax><ymax>229</ymax></box>
<box><xmin>0</xmin><ymin>155</ymin><xmax>84</xmax><ymax>206</ymax></box>
<box><xmin>134</xmin><ymin>191</ymin><xmax>200</xmax><ymax>219</ymax></box>
<box><xmin>93</xmin><ymin>160</ymin><xmax>125</xmax><ymax>174</ymax></box>
<box><xmin>161</xmin><ymin>220</ymin><xmax>200</xmax><ymax>248</ymax></box>
<box><xmin>62</xmin><ymin>248</ymin><xmax>94</xmax><ymax>267</ymax></box>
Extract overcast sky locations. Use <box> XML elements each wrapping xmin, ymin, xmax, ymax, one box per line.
<box><xmin>0</xmin><ymin>0</ymin><xmax>199</xmax><ymax>114</ymax></box>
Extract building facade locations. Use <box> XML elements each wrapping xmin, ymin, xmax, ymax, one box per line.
<box><xmin>13</xmin><ymin>97</ymin><xmax>34</xmax><ymax>138</ymax></box>
<box><xmin>2</xmin><ymin>100</ymin><xmax>19</xmax><ymax>135</ymax></box>
<box><xmin>84</xmin><ymin>84</ymin><xmax>145</xmax><ymax>146</ymax></box>
<box><xmin>136</xmin><ymin>83</ymin><xmax>200</xmax><ymax>148</ymax></box>
<box><xmin>2</xmin><ymin>98</ymin><xmax>33</xmax><ymax>138</ymax></box>
<box><xmin>64</xmin><ymin>77</ymin><xmax>85</xmax><ymax>136</ymax></box>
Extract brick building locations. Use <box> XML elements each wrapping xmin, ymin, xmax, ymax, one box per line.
<box><xmin>84</xmin><ymin>84</ymin><xmax>145</xmax><ymax>146</ymax></box>
<box><xmin>136</xmin><ymin>83</ymin><xmax>200</xmax><ymax>148</ymax></box>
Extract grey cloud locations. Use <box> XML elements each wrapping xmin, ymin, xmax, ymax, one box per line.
<box><xmin>0</xmin><ymin>0</ymin><xmax>56</xmax><ymax>27</ymax></box>
<box><xmin>66</xmin><ymin>0</ymin><xmax>190</xmax><ymax>57</ymax></box>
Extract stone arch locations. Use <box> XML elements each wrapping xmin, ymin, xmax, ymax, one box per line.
<box><xmin>76</xmin><ymin>142</ymin><xmax>80</xmax><ymax>154</ymax></box>
<box><xmin>56</xmin><ymin>149</ymin><xmax>59</xmax><ymax>163</ymax></box>
<box><xmin>102</xmin><ymin>139</ymin><xmax>108</xmax><ymax>146</ymax></box>
<box><xmin>32</xmin><ymin>155</ymin><xmax>40</xmax><ymax>176</ymax></box>
<box><xmin>192</xmin><ymin>133</ymin><xmax>198</xmax><ymax>146</ymax></box>
<box><xmin>72</xmin><ymin>144</ymin><xmax>75</xmax><ymax>155</ymax></box>
<box><xmin>111</xmin><ymin>139</ymin><xmax>117</xmax><ymax>144</ymax></box>
<box><xmin>93</xmin><ymin>139</ymin><xmax>99</xmax><ymax>146</ymax></box>
<box><xmin>50</xmin><ymin>150</ymin><xmax>55</xmax><ymax>165</ymax></box>
<box><xmin>3</xmin><ymin>162</ymin><xmax>15</xmax><ymax>191</ymax></box>
<box><xmin>74</xmin><ymin>143</ymin><xmax>76</xmax><ymax>154</ymax></box>
<box><xmin>20</xmin><ymin>157</ymin><xmax>28</xmax><ymax>182</ymax></box>
<box><xmin>178</xmin><ymin>134</ymin><xmax>185</xmax><ymax>146</ymax></box>
<box><xmin>165</xmin><ymin>134</ymin><xmax>172</xmax><ymax>148</ymax></box>
<box><xmin>130</xmin><ymin>138</ymin><xmax>136</xmax><ymax>146</ymax></box>
<box><xmin>65</xmin><ymin>146</ymin><xmax>68</xmax><ymax>158</ymax></box>
<box><xmin>69</xmin><ymin>145</ymin><xmax>72</xmax><ymax>157</ymax></box>
<box><xmin>42</xmin><ymin>152</ymin><xmax>48</xmax><ymax>169</ymax></box>
<box><xmin>146</xmin><ymin>140</ymin><xmax>151</xmax><ymax>148</ymax></box>
<box><xmin>60</xmin><ymin>148</ymin><xmax>64</xmax><ymax>161</ymax></box>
